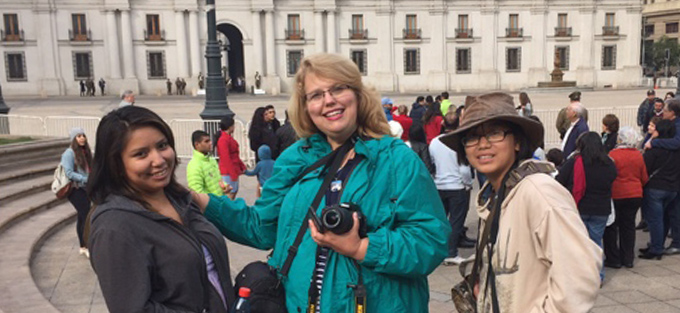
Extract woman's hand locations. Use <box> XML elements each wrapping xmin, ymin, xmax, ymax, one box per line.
<box><xmin>309</xmin><ymin>212</ymin><xmax>369</xmax><ymax>261</ymax></box>
<box><xmin>190</xmin><ymin>191</ymin><xmax>211</xmax><ymax>213</ymax></box>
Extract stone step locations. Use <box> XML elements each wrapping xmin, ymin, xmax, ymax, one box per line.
<box><xmin>0</xmin><ymin>190</ymin><xmax>66</xmax><ymax>234</ymax></box>
<box><xmin>0</xmin><ymin>154</ymin><xmax>61</xmax><ymax>176</ymax></box>
<box><xmin>0</xmin><ymin>138</ymin><xmax>69</xmax><ymax>168</ymax></box>
<box><xmin>0</xmin><ymin>202</ymin><xmax>74</xmax><ymax>313</ymax></box>
<box><xmin>0</xmin><ymin>163</ymin><xmax>56</xmax><ymax>185</ymax></box>
<box><xmin>0</xmin><ymin>175</ymin><xmax>52</xmax><ymax>204</ymax></box>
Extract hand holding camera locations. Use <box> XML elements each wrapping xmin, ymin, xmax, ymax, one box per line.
<box><xmin>308</xmin><ymin>203</ymin><xmax>369</xmax><ymax>261</ymax></box>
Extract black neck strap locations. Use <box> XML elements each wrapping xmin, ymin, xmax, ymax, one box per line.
<box><xmin>280</xmin><ymin>139</ymin><xmax>355</xmax><ymax>278</ymax></box>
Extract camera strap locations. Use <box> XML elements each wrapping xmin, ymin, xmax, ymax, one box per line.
<box><xmin>280</xmin><ymin>139</ymin><xmax>355</xmax><ymax>278</ymax></box>
<box><xmin>307</xmin><ymin>151</ymin><xmax>366</xmax><ymax>313</ymax></box>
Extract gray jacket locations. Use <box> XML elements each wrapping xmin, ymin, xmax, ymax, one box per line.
<box><xmin>89</xmin><ymin>193</ymin><xmax>234</xmax><ymax>313</ymax></box>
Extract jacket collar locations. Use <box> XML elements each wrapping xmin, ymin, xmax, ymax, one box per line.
<box><xmin>302</xmin><ymin>133</ymin><xmax>384</xmax><ymax>166</ymax></box>
<box><xmin>192</xmin><ymin>149</ymin><xmax>210</xmax><ymax>161</ymax></box>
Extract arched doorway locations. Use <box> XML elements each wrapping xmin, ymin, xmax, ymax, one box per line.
<box><xmin>217</xmin><ymin>23</ymin><xmax>245</xmax><ymax>92</ymax></box>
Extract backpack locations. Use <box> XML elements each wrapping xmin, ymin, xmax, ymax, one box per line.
<box><xmin>51</xmin><ymin>163</ymin><xmax>73</xmax><ymax>199</ymax></box>
<box><xmin>234</xmin><ymin>261</ymin><xmax>286</xmax><ymax>313</ymax></box>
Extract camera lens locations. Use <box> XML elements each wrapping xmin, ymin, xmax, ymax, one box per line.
<box><xmin>323</xmin><ymin>210</ymin><xmax>342</xmax><ymax>228</ymax></box>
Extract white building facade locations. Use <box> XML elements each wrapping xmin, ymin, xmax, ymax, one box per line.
<box><xmin>0</xmin><ymin>0</ymin><xmax>642</xmax><ymax>96</ymax></box>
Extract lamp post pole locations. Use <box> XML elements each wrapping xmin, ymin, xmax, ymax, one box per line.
<box><xmin>200</xmin><ymin>0</ymin><xmax>234</xmax><ymax>134</ymax></box>
<box><xmin>0</xmin><ymin>83</ymin><xmax>10</xmax><ymax>134</ymax></box>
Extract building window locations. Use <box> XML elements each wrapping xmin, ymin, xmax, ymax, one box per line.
<box><xmin>147</xmin><ymin>51</ymin><xmax>166</xmax><ymax>79</ymax></box>
<box><xmin>602</xmin><ymin>45</ymin><xmax>616</xmax><ymax>70</ymax></box>
<box><xmin>558</xmin><ymin>14</ymin><xmax>567</xmax><ymax>28</ymax></box>
<box><xmin>645</xmin><ymin>24</ymin><xmax>655</xmax><ymax>37</ymax></box>
<box><xmin>456</xmin><ymin>15</ymin><xmax>471</xmax><ymax>38</ymax></box>
<box><xmin>605</xmin><ymin>13</ymin><xmax>615</xmax><ymax>27</ymax></box>
<box><xmin>3</xmin><ymin>14</ymin><xmax>20</xmax><ymax>41</ymax></box>
<box><xmin>456</xmin><ymin>48</ymin><xmax>471</xmax><ymax>74</ymax></box>
<box><xmin>404</xmin><ymin>48</ymin><xmax>419</xmax><ymax>74</ymax></box>
<box><xmin>71</xmin><ymin>14</ymin><xmax>88</xmax><ymax>41</ymax></box>
<box><xmin>556</xmin><ymin>46</ymin><xmax>570</xmax><ymax>70</ymax></box>
<box><xmin>350</xmin><ymin>50</ymin><xmax>367</xmax><ymax>75</ymax></box>
<box><xmin>146</xmin><ymin>14</ymin><xmax>162</xmax><ymax>41</ymax></box>
<box><xmin>666</xmin><ymin>22</ymin><xmax>679</xmax><ymax>34</ymax></box>
<box><xmin>404</xmin><ymin>14</ymin><xmax>420</xmax><ymax>39</ymax></box>
<box><xmin>506</xmin><ymin>47</ymin><xmax>521</xmax><ymax>72</ymax></box>
<box><xmin>507</xmin><ymin>14</ymin><xmax>522</xmax><ymax>37</ymax></box>
<box><xmin>287</xmin><ymin>50</ymin><xmax>304</xmax><ymax>76</ymax></box>
<box><xmin>5</xmin><ymin>52</ymin><xmax>26</xmax><ymax>81</ymax></box>
<box><xmin>286</xmin><ymin>14</ymin><xmax>303</xmax><ymax>39</ymax></box>
<box><xmin>350</xmin><ymin>15</ymin><xmax>367</xmax><ymax>39</ymax></box>
<box><xmin>73</xmin><ymin>52</ymin><xmax>93</xmax><ymax>80</ymax></box>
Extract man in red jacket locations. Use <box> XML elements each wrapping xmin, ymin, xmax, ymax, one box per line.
<box><xmin>393</xmin><ymin>105</ymin><xmax>412</xmax><ymax>141</ymax></box>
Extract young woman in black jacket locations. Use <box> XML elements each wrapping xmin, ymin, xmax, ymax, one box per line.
<box><xmin>248</xmin><ymin>106</ymin><xmax>280</xmax><ymax>161</ymax></box>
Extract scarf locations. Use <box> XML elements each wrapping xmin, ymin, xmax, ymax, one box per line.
<box><xmin>572</xmin><ymin>155</ymin><xmax>586</xmax><ymax>206</ymax></box>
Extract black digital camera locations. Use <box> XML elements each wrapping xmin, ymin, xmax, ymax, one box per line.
<box><xmin>310</xmin><ymin>203</ymin><xmax>367</xmax><ymax>238</ymax></box>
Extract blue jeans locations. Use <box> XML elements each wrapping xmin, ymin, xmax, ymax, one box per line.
<box><xmin>222</xmin><ymin>175</ymin><xmax>239</xmax><ymax>194</ymax></box>
<box><xmin>581</xmin><ymin>214</ymin><xmax>608</xmax><ymax>281</ymax></box>
<box><xmin>439</xmin><ymin>189</ymin><xmax>470</xmax><ymax>257</ymax></box>
<box><xmin>643</xmin><ymin>188</ymin><xmax>677</xmax><ymax>254</ymax></box>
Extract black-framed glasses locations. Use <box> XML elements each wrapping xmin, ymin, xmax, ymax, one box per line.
<box><xmin>305</xmin><ymin>84</ymin><xmax>352</xmax><ymax>104</ymax></box>
<box><xmin>462</xmin><ymin>130</ymin><xmax>511</xmax><ymax>147</ymax></box>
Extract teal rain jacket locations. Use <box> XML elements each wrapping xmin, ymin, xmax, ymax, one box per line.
<box><xmin>205</xmin><ymin>134</ymin><xmax>450</xmax><ymax>313</ymax></box>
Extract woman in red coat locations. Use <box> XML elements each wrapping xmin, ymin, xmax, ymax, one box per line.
<box><xmin>216</xmin><ymin>116</ymin><xmax>246</xmax><ymax>199</ymax></box>
<box><xmin>605</xmin><ymin>126</ymin><xmax>648</xmax><ymax>268</ymax></box>
<box><xmin>422</xmin><ymin>103</ymin><xmax>443</xmax><ymax>144</ymax></box>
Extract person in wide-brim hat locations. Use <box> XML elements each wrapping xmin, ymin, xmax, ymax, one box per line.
<box><xmin>440</xmin><ymin>92</ymin><xmax>603</xmax><ymax>312</ymax></box>
<box><xmin>439</xmin><ymin>92</ymin><xmax>544</xmax><ymax>158</ymax></box>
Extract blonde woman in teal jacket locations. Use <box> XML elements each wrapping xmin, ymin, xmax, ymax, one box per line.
<box><xmin>193</xmin><ymin>53</ymin><xmax>449</xmax><ymax>312</ymax></box>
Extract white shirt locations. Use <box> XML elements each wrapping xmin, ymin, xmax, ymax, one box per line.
<box><xmin>429</xmin><ymin>135</ymin><xmax>472</xmax><ymax>190</ymax></box>
<box><xmin>561</xmin><ymin>118</ymin><xmax>579</xmax><ymax>151</ymax></box>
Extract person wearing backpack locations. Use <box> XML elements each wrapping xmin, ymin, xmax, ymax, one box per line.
<box><xmin>193</xmin><ymin>53</ymin><xmax>449</xmax><ymax>312</ymax></box>
<box><xmin>60</xmin><ymin>127</ymin><xmax>92</xmax><ymax>258</ymax></box>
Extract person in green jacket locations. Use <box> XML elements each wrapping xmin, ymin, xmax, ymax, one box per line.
<box><xmin>186</xmin><ymin>130</ymin><xmax>224</xmax><ymax>196</ymax></box>
<box><xmin>440</xmin><ymin>91</ymin><xmax>452</xmax><ymax>115</ymax></box>
<box><xmin>193</xmin><ymin>53</ymin><xmax>450</xmax><ymax>313</ymax></box>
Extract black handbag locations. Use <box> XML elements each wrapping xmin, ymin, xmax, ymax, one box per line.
<box><xmin>234</xmin><ymin>140</ymin><xmax>355</xmax><ymax>313</ymax></box>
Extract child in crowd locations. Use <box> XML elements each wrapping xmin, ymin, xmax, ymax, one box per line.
<box><xmin>244</xmin><ymin>145</ymin><xmax>275</xmax><ymax>197</ymax></box>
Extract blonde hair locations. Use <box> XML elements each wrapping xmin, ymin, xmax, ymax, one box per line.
<box><xmin>289</xmin><ymin>53</ymin><xmax>390</xmax><ymax>139</ymax></box>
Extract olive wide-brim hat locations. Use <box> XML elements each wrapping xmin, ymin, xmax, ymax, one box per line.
<box><xmin>440</xmin><ymin>92</ymin><xmax>544</xmax><ymax>155</ymax></box>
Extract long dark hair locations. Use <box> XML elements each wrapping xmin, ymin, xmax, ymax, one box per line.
<box><xmin>249</xmin><ymin>107</ymin><xmax>267</xmax><ymax>133</ymax></box>
<box><xmin>422</xmin><ymin>103</ymin><xmax>442</xmax><ymax>124</ymax></box>
<box><xmin>575</xmin><ymin>132</ymin><xmax>610</xmax><ymax>165</ymax></box>
<box><xmin>519</xmin><ymin>92</ymin><xmax>531</xmax><ymax>106</ymax></box>
<box><xmin>87</xmin><ymin>106</ymin><xmax>186</xmax><ymax>209</ymax></box>
<box><xmin>70</xmin><ymin>136</ymin><xmax>93</xmax><ymax>172</ymax></box>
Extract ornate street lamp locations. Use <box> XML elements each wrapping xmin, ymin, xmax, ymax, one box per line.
<box><xmin>200</xmin><ymin>0</ymin><xmax>234</xmax><ymax>142</ymax></box>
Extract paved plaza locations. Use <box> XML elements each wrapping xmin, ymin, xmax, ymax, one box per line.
<box><xmin>6</xmin><ymin>88</ymin><xmax>680</xmax><ymax>312</ymax></box>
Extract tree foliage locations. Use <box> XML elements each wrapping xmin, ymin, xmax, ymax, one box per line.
<box><xmin>647</xmin><ymin>36</ymin><xmax>680</xmax><ymax>75</ymax></box>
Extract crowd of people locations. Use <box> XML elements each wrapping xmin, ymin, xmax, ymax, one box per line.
<box><xmin>54</xmin><ymin>52</ymin><xmax>680</xmax><ymax>313</ymax></box>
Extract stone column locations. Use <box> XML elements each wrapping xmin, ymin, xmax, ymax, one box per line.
<box><xmin>175</xmin><ymin>10</ymin><xmax>189</xmax><ymax>78</ymax></box>
<box><xmin>264</xmin><ymin>10</ymin><xmax>276</xmax><ymax>77</ymax></box>
<box><xmin>106</xmin><ymin>11</ymin><xmax>122</xmax><ymax>79</ymax></box>
<box><xmin>252</xmin><ymin>11</ymin><xmax>264</xmax><ymax>75</ymax></box>
<box><xmin>528</xmin><ymin>7</ymin><xmax>548</xmax><ymax>84</ymax></box>
<box><xmin>35</xmin><ymin>7</ymin><xmax>63</xmax><ymax>95</ymax></box>
<box><xmin>576</xmin><ymin>7</ymin><xmax>595</xmax><ymax>86</ymax></box>
<box><xmin>120</xmin><ymin>10</ymin><xmax>136</xmax><ymax>79</ymax></box>
<box><xmin>479</xmin><ymin>7</ymin><xmax>499</xmax><ymax>89</ymax></box>
<box><xmin>621</xmin><ymin>8</ymin><xmax>642</xmax><ymax>86</ymax></box>
<box><xmin>189</xmin><ymin>10</ymin><xmax>202</xmax><ymax>77</ymax></box>
<box><xmin>374</xmin><ymin>8</ymin><xmax>396</xmax><ymax>91</ymax></box>
<box><xmin>315</xmin><ymin>11</ymin><xmax>325</xmax><ymax>53</ymax></box>
<box><xmin>428</xmin><ymin>9</ymin><xmax>447</xmax><ymax>91</ymax></box>
<box><xmin>326</xmin><ymin>10</ymin><xmax>337</xmax><ymax>53</ymax></box>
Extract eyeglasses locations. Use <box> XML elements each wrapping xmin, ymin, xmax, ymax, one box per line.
<box><xmin>462</xmin><ymin>130</ymin><xmax>511</xmax><ymax>147</ymax></box>
<box><xmin>305</xmin><ymin>84</ymin><xmax>352</xmax><ymax>104</ymax></box>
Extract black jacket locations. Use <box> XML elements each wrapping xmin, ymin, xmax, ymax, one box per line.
<box><xmin>276</xmin><ymin>121</ymin><xmax>298</xmax><ymax>154</ymax></box>
<box><xmin>644</xmin><ymin>147</ymin><xmax>680</xmax><ymax>191</ymax></box>
<box><xmin>249</xmin><ymin>120</ymin><xmax>281</xmax><ymax>160</ymax></box>
<box><xmin>409</xmin><ymin>141</ymin><xmax>436</xmax><ymax>175</ymax></box>
<box><xmin>601</xmin><ymin>132</ymin><xmax>618</xmax><ymax>153</ymax></box>
<box><xmin>89</xmin><ymin>193</ymin><xmax>235</xmax><ymax>313</ymax></box>
<box><xmin>556</xmin><ymin>156</ymin><xmax>618</xmax><ymax>216</ymax></box>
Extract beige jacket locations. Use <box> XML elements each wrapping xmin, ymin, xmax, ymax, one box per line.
<box><xmin>476</xmin><ymin>170</ymin><xmax>602</xmax><ymax>313</ymax></box>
